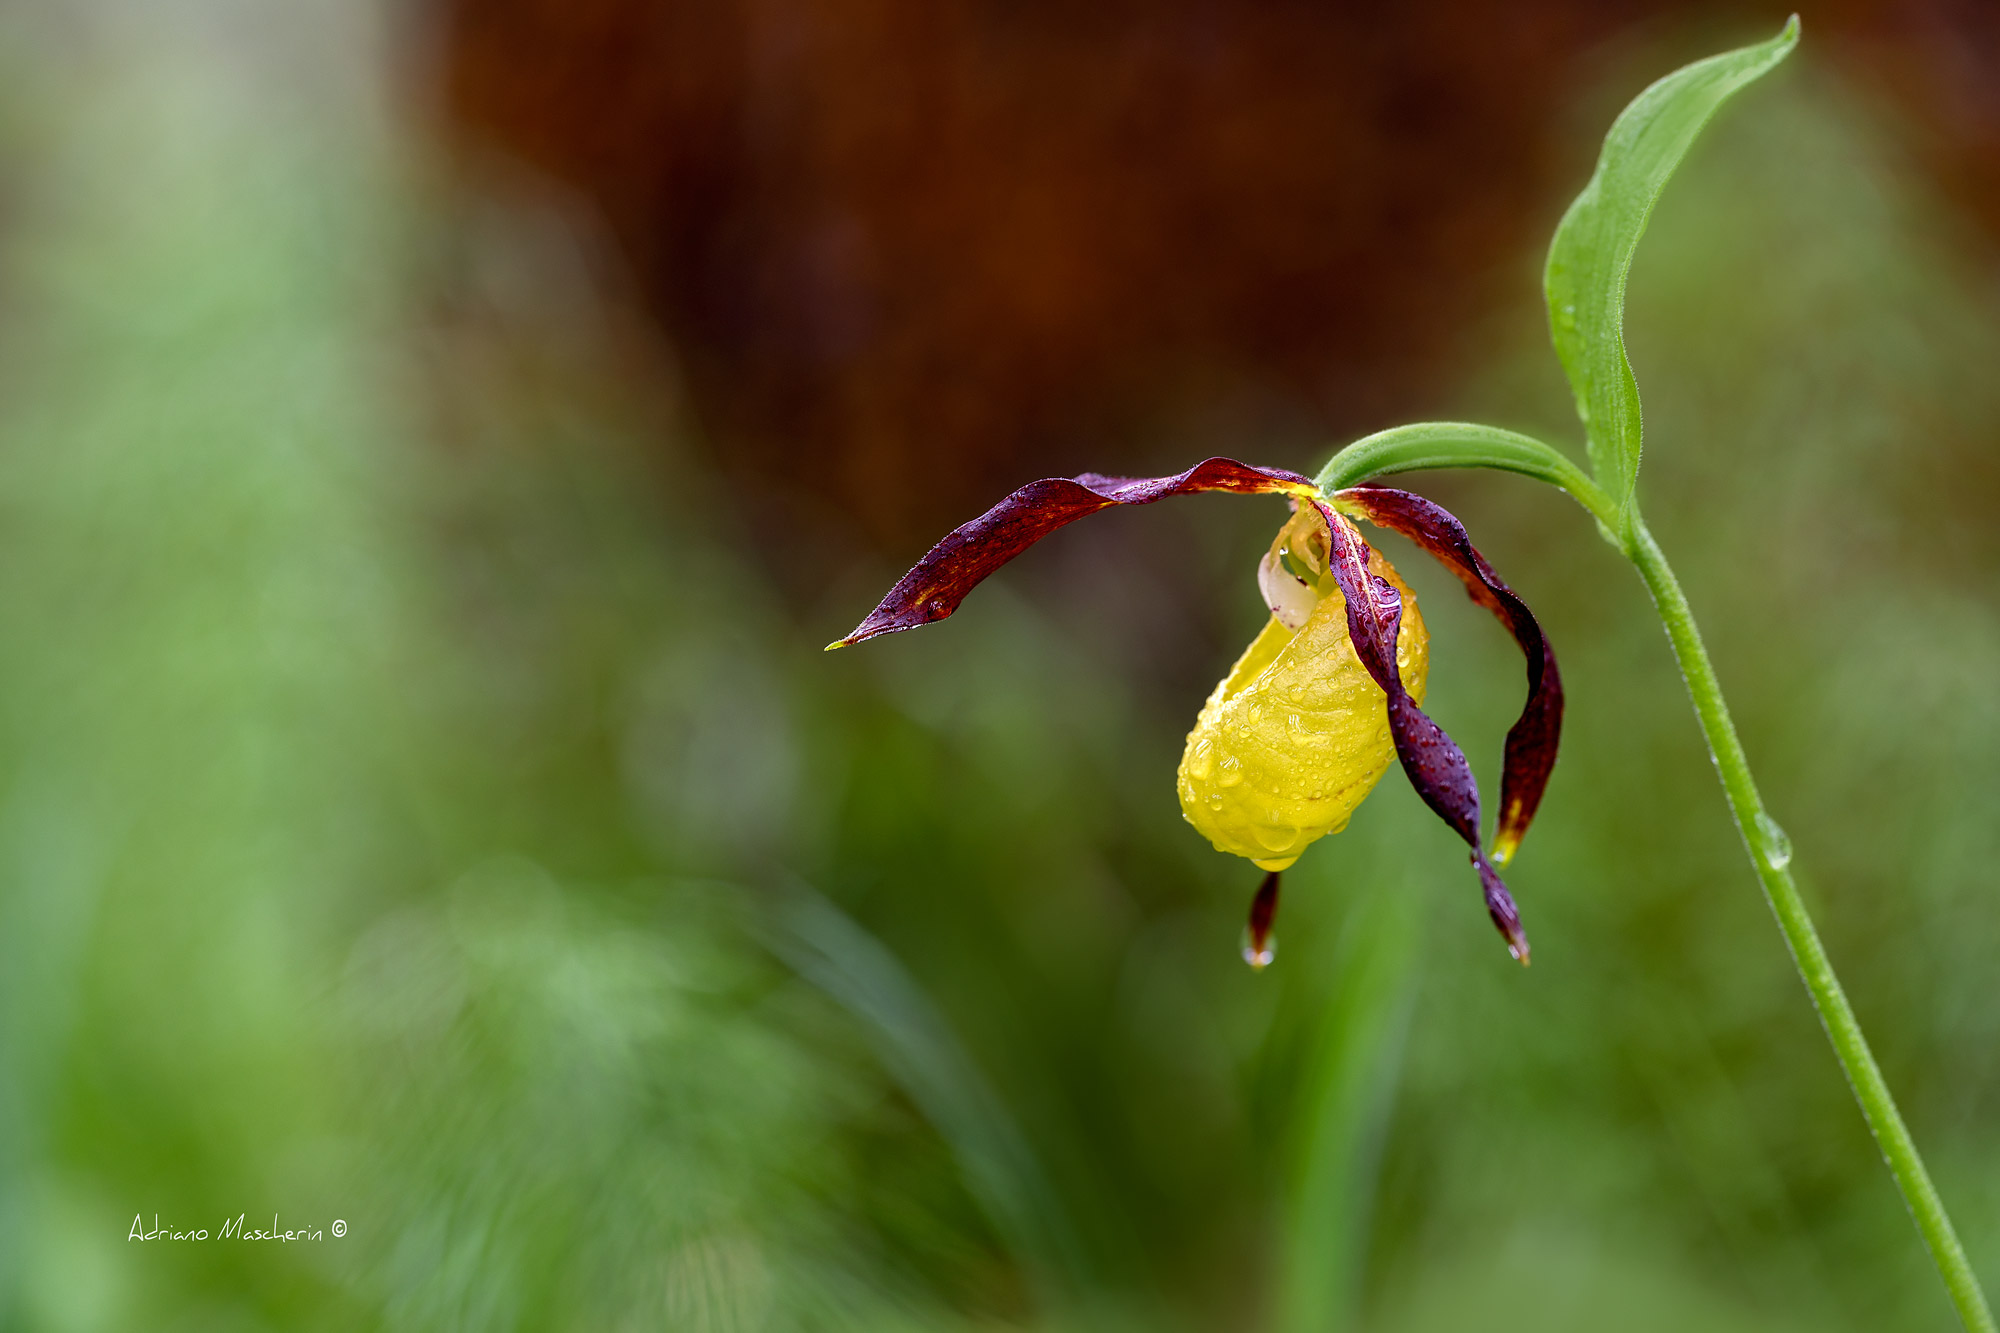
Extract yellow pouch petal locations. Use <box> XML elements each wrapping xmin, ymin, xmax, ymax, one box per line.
<box><xmin>1177</xmin><ymin>553</ymin><xmax>1428</xmax><ymax>870</ymax></box>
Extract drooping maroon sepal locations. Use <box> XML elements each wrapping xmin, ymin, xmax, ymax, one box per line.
<box><xmin>829</xmin><ymin>458</ymin><xmax>1317</xmax><ymax>648</ymax></box>
<box><xmin>1338</xmin><ymin>486</ymin><xmax>1562</xmax><ymax>866</ymax></box>
<box><xmin>1243</xmin><ymin>870</ymin><xmax>1281</xmax><ymax>970</ymax></box>
<box><xmin>1313</xmin><ymin>501</ymin><xmax>1530</xmax><ymax>963</ymax></box>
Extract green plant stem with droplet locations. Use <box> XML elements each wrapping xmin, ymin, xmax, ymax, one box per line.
<box><xmin>1626</xmin><ymin>508</ymin><xmax>1994</xmax><ymax>1333</ymax></box>
<box><xmin>1328</xmin><ymin>443</ymin><xmax>1997</xmax><ymax>1330</ymax></box>
<box><xmin>1316</xmin><ymin>18</ymin><xmax>1995</xmax><ymax>1329</ymax></box>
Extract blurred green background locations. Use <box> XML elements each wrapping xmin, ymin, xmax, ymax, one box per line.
<box><xmin>0</xmin><ymin>2</ymin><xmax>1996</xmax><ymax>1329</ymax></box>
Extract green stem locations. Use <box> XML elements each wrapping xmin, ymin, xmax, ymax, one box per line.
<box><xmin>1625</xmin><ymin>518</ymin><xmax>1995</xmax><ymax>1333</ymax></box>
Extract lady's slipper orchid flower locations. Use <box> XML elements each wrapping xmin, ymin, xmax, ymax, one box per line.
<box><xmin>829</xmin><ymin>458</ymin><xmax>1560</xmax><ymax>965</ymax></box>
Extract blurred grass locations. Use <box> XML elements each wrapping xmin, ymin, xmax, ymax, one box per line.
<box><xmin>0</xmin><ymin>5</ymin><xmax>1995</xmax><ymax>1332</ymax></box>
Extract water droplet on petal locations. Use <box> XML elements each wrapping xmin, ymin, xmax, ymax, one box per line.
<box><xmin>1187</xmin><ymin>743</ymin><xmax>1214</xmax><ymax>780</ymax></box>
<box><xmin>1253</xmin><ymin>822</ymin><xmax>1298</xmax><ymax>853</ymax></box>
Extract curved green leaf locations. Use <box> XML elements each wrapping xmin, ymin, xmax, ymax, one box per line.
<box><xmin>1544</xmin><ymin>16</ymin><xmax>1799</xmax><ymax>532</ymax></box>
<box><xmin>756</xmin><ymin>881</ymin><xmax>1092</xmax><ymax>1298</ymax></box>
<box><xmin>1314</xmin><ymin>422</ymin><xmax>1614</xmax><ymax>522</ymax></box>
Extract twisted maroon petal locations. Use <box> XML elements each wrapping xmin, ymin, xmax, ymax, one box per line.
<box><xmin>1243</xmin><ymin>870</ymin><xmax>1281</xmax><ymax>970</ymax></box>
<box><xmin>1313</xmin><ymin>500</ymin><xmax>1530</xmax><ymax>963</ymax></box>
<box><xmin>1337</xmin><ymin>486</ymin><xmax>1562</xmax><ymax>867</ymax></box>
<box><xmin>829</xmin><ymin>458</ymin><xmax>1315</xmax><ymax>648</ymax></box>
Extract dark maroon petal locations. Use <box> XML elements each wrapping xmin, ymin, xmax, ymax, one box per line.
<box><xmin>829</xmin><ymin>458</ymin><xmax>1316</xmax><ymax>648</ymax></box>
<box><xmin>1310</xmin><ymin>498</ymin><xmax>1404</xmax><ymax>691</ymax></box>
<box><xmin>1313</xmin><ymin>501</ymin><xmax>1530</xmax><ymax>964</ymax></box>
<box><xmin>1338</xmin><ymin>486</ymin><xmax>1562</xmax><ymax>866</ymax></box>
<box><xmin>1243</xmin><ymin>870</ymin><xmax>1280</xmax><ymax>969</ymax></box>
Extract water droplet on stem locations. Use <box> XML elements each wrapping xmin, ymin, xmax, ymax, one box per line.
<box><xmin>1754</xmin><ymin>811</ymin><xmax>1793</xmax><ymax>871</ymax></box>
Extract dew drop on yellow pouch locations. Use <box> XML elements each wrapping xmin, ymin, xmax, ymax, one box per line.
<box><xmin>1177</xmin><ymin>508</ymin><xmax>1428</xmax><ymax>870</ymax></box>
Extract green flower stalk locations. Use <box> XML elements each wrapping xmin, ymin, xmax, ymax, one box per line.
<box><xmin>1323</xmin><ymin>19</ymin><xmax>1993</xmax><ymax>1330</ymax></box>
<box><xmin>833</xmin><ymin>17</ymin><xmax>1994</xmax><ymax>1327</ymax></box>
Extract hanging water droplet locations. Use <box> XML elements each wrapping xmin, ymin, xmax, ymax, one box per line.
<box><xmin>1207</xmin><ymin>792</ymin><xmax>1224</xmax><ymax>809</ymax></box>
<box><xmin>1242</xmin><ymin>870</ymin><xmax>1280</xmax><ymax>969</ymax></box>
<box><xmin>1755</xmin><ymin>812</ymin><xmax>1793</xmax><ymax>870</ymax></box>
<box><xmin>1217</xmin><ymin>755</ymin><xmax>1243</xmax><ymax>787</ymax></box>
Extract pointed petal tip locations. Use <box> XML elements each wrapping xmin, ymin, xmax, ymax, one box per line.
<box><xmin>826</xmin><ymin>618</ymin><xmax>911</xmax><ymax>650</ymax></box>
<box><xmin>1474</xmin><ymin>853</ymin><xmax>1532</xmax><ymax>968</ymax></box>
<box><xmin>1493</xmin><ymin>891</ymin><xmax>1531</xmax><ymax>965</ymax></box>
<box><xmin>1490</xmin><ymin>830</ymin><xmax>1521</xmax><ymax>867</ymax></box>
<box><xmin>1241</xmin><ymin>869</ymin><xmax>1281</xmax><ymax>970</ymax></box>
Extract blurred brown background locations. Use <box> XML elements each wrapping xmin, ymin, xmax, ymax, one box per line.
<box><xmin>440</xmin><ymin>0</ymin><xmax>2000</xmax><ymax>548</ymax></box>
